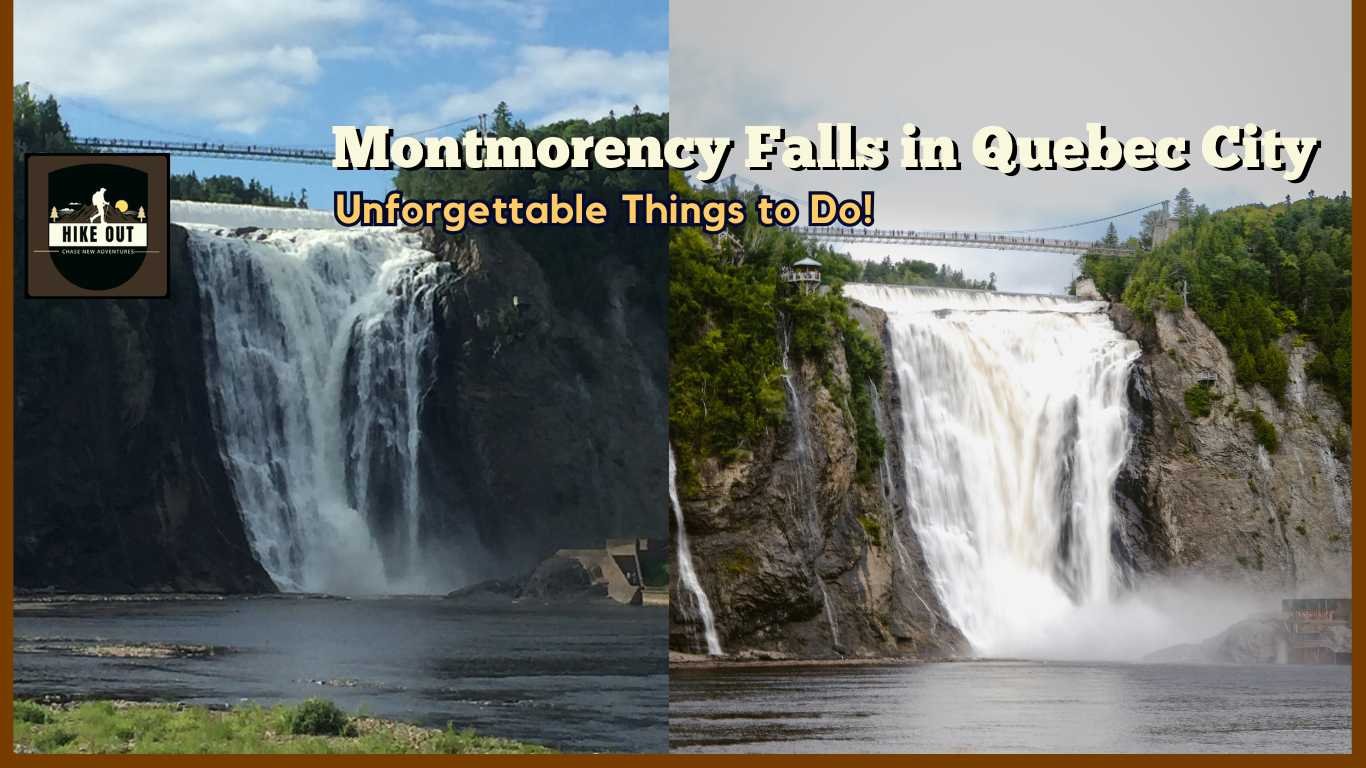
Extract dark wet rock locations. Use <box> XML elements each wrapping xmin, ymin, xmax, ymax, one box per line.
<box><xmin>411</xmin><ymin>227</ymin><xmax>667</xmax><ymax>581</ymax></box>
<box><xmin>13</xmin><ymin>226</ymin><xmax>274</xmax><ymax>594</ymax></box>
<box><xmin>445</xmin><ymin>578</ymin><xmax>523</xmax><ymax>603</ymax></box>
<box><xmin>520</xmin><ymin>557</ymin><xmax>609</xmax><ymax>601</ymax></box>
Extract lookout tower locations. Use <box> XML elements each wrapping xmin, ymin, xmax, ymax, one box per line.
<box><xmin>781</xmin><ymin>257</ymin><xmax>823</xmax><ymax>295</ymax></box>
<box><xmin>1151</xmin><ymin>201</ymin><xmax>1180</xmax><ymax>247</ymax></box>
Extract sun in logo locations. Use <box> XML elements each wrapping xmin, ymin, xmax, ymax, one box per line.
<box><xmin>114</xmin><ymin>199</ymin><xmax>129</xmax><ymax>213</ymax></box>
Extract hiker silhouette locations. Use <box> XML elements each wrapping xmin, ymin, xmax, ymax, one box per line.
<box><xmin>89</xmin><ymin>187</ymin><xmax>109</xmax><ymax>224</ymax></box>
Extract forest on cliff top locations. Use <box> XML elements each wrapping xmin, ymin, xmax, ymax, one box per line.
<box><xmin>1081</xmin><ymin>192</ymin><xmax>1352</xmax><ymax>414</ymax></box>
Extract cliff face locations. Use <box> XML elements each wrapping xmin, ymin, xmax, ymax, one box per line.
<box><xmin>15</xmin><ymin>220</ymin><xmax>668</xmax><ymax>593</ymax></box>
<box><xmin>1110</xmin><ymin>302</ymin><xmax>1352</xmax><ymax>595</ymax></box>
<box><xmin>671</xmin><ymin>302</ymin><xmax>963</xmax><ymax>659</ymax></box>
<box><xmin>14</xmin><ymin>226</ymin><xmax>275</xmax><ymax>593</ymax></box>
<box><xmin>415</xmin><ymin>227</ymin><xmax>668</xmax><ymax>579</ymax></box>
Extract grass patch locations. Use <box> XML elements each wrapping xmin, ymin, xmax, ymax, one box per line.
<box><xmin>12</xmin><ymin>700</ymin><xmax>551</xmax><ymax>755</ymax></box>
<box><xmin>720</xmin><ymin>550</ymin><xmax>756</xmax><ymax>576</ymax></box>
<box><xmin>857</xmin><ymin>513</ymin><xmax>884</xmax><ymax>547</ymax></box>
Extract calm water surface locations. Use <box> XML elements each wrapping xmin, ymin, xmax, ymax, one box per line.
<box><xmin>15</xmin><ymin>596</ymin><xmax>667</xmax><ymax>752</ymax></box>
<box><xmin>670</xmin><ymin>660</ymin><xmax>1351</xmax><ymax>753</ymax></box>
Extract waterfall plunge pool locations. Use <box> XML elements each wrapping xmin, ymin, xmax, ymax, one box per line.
<box><xmin>670</xmin><ymin>660</ymin><xmax>1350</xmax><ymax>753</ymax></box>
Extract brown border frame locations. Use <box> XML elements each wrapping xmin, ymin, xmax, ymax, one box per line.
<box><xmin>0</xmin><ymin>0</ymin><xmax>1360</xmax><ymax>761</ymax></box>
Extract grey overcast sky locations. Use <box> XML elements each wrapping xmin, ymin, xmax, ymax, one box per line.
<box><xmin>670</xmin><ymin>0</ymin><xmax>1351</xmax><ymax>294</ymax></box>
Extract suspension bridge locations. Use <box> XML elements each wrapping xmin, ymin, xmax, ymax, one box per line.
<box><xmin>709</xmin><ymin>173</ymin><xmax>1166</xmax><ymax>258</ymax></box>
<box><xmin>75</xmin><ymin>137</ymin><xmax>334</xmax><ymax>164</ymax></box>
<box><xmin>69</xmin><ymin>134</ymin><xmax>1164</xmax><ymax>258</ymax></box>
<box><xmin>788</xmin><ymin>226</ymin><xmax>1135</xmax><ymax>258</ymax></box>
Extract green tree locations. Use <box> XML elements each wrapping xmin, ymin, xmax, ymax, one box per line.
<box><xmin>491</xmin><ymin>100</ymin><xmax>516</xmax><ymax>136</ymax></box>
<box><xmin>1173</xmin><ymin>187</ymin><xmax>1195</xmax><ymax>222</ymax></box>
<box><xmin>1138</xmin><ymin>208</ymin><xmax>1163</xmax><ymax>249</ymax></box>
<box><xmin>1112</xmin><ymin>195</ymin><xmax>1351</xmax><ymax>411</ymax></box>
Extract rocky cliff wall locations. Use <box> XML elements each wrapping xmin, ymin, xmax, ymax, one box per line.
<box><xmin>415</xmin><ymin>227</ymin><xmax>668</xmax><ymax>579</ymax></box>
<box><xmin>670</xmin><ymin>302</ymin><xmax>963</xmax><ymax>659</ymax></box>
<box><xmin>15</xmin><ymin>226</ymin><xmax>275</xmax><ymax>593</ymax></box>
<box><xmin>1110</xmin><ymin>303</ymin><xmax>1352</xmax><ymax>595</ymax></box>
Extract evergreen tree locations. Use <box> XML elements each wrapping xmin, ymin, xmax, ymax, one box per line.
<box><xmin>1103</xmin><ymin>222</ymin><xmax>1120</xmax><ymax>247</ymax></box>
<box><xmin>1173</xmin><ymin>187</ymin><xmax>1195</xmax><ymax>222</ymax></box>
<box><xmin>491</xmin><ymin>101</ymin><xmax>514</xmax><ymax>136</ymax></box>
<box><xmin>1138</xmin><ymin>208</ymin><xmax>1162</xmax><ymax>249</ymax></box>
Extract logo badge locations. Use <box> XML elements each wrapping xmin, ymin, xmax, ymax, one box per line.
<box><xmin>26</xmin><ymin>153</ymin><xmax>169</xmax><ymax>298</ymax></box>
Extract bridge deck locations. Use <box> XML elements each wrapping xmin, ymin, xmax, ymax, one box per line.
<box><xmin>76</xmin><ymin>137</ymin><xmax>332</xmax><ymax>165</ymax></box>
<box><xmin>790</xmin><ymin>226</ymin><xmax>1134</xmax><ymax>257</ymax></box>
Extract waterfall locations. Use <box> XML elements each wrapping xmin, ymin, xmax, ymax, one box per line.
<box><xmin>778</xmin><ymin>318</ymin><xmax>840</xmax><ymax>651</ymax></box>
<box><xmin>844</xmin><ymin>284</ymin><xmax>1139</xmax><ymax>657</ymax></box>
<box><xmin>184</xmin><ymin>209</ymin><xmax>450</xmax><ymax>595</ymax></box>
<box><xmin>670</xmin><ymin>448</ymin><xmax>723</xmax><ymax>656</ymax></box>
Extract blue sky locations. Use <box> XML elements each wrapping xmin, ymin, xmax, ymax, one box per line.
<box><xmin>16</xmin><ymin>0</ymin><xmax>668</xmax><ymax>206</ymax></box>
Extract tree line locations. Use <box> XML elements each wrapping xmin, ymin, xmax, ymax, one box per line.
<box><xmin>1079</xmin><ymin>187</ymin><xmax>1351</xmax><ymax>415</ymax></box>
<box><xmin>170</xmin><ymin>172</ymin><xmax>308</xmax><ymax>208</ymax></box>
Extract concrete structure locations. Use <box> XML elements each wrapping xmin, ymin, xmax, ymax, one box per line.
<box><xmin>554</xmin><ymin>537</ymin><xmax>666</xmax><ymax>606</ymax></box>
<box><xmin>1282</xmin><ymin>598</ymin><xmax>1352</xmax><ymax>665</ymax></box>
<box><xmin>780</xmin><ymin>257</ymin><xmax>823</xmax><ymax>294</ymax></box>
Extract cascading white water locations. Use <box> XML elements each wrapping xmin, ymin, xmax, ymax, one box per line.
<box><xmin>778</xmin><ymin>320</ymin><xmax>840</xmax><ymax>649</ymax></box>
<box><xmin>183</xmin><ymin>205</ymin><xmax>449</xmax><ymax>595</ymax></box>
<box><xmin>844</xmin><ymin>284</ymin><xmax>1139</xmax><ymax>657</ymax></box>
<box><xmin>670</xmin><ymin>448</ymin><xmax>723</xmax><ymax>656</ymax></box>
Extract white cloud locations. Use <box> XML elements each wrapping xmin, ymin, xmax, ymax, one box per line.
<box><xmin>416</xmin><ymin>28</ymin><xmax>495</xmax><ymax>51</ymax></box>
<box><xmin>382</xmin><ymin>45</ymin><xmax>667</xmax><ymax>133</ymax></box>
<box><xmin>14</xmin><ymin>0</ymin><xmax>372</xmax><ymax>134</ymax></box>
<box><xmin>432</xmin><ymin>0</ymin><xmax>551</xmax><ymax>31</ymax></box>
<box><xmin>320</xmin><ymin>44</ymin><xmax>383</xmax><ymax>61</ymax></box>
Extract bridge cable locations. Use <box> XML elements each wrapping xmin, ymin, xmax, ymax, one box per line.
<box><xmin>708</xmin><ymin>172</ymin><xmax>1163</xmax><ymax>238</ymax></box>
<box><xmin>977</xmin><ymin>200</ymin><xmax>1168</xmax><ymax>235</ymax></box>
<box><xmin>396</xmin><ymin>112</ymin><xmax>485</xmax><ymax>138</ymax></box>
<box><xmin>27</xmin><ymin>81</ymin><xmax>213</xmax><ymax>143</ymax></box>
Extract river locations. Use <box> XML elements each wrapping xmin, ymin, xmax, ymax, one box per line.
<box><xmin>14</xmin><ymin>596</ymin><xmax>667</xmax><ymax>753</ymax></box>
<box><xmin>670</xmin><ymin>660</ymin><xmax>1351</xmax><ymax>753</ymax></box>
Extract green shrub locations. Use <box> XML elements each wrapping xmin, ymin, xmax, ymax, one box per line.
<box><xmin>13</xmin><ymin>700</ymin><xmax>51</xmax><ymax>724</ymax></box>
<box><xmin>1163</xmin><ymin>289</ymin><xmax>1184</xmax><ymax>312</ymax></box>
<box><xmin>842</xmin><ymin>321</ymin><xmax>887</xmax><ymax>484</ymax></box>
<box><xmin>1238</xmin><ymin>409</ymin><xmax>1280</xmax><ymax>453</ymax></box>
<box><xmin>32</xmin><ymin>728</ymin><xmax>77</xmax><ymax>751</ymax></box>
<box><xmin>1183</xmin><ymin>385</ymin><xmax>1212</xmax><ymax>418</ymax></box>
<box><xmin>285</xmin><ymin>699</ymin><xmax>354</xmax><ymax>737</ymax></box>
